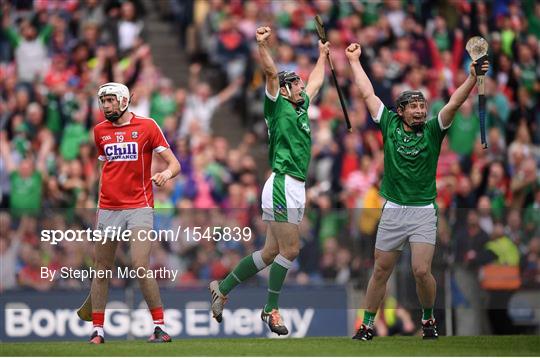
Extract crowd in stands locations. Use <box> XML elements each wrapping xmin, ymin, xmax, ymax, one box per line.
<box><xmin>0</xmin><ymin>0</ymin><xmax>538</xmax><ymax>299</ymax></box>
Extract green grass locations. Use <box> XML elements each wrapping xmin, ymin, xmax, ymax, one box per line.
<box><xmin>1</xmin><ymin>336</ymin><xmax>539</xmax><ymax>356</ymax></box>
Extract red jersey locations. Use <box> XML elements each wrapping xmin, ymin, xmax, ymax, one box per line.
<box><xmin>93</xmin><ymin>113</ymin><xmax>169</xmax><ymax>209</ymax></box>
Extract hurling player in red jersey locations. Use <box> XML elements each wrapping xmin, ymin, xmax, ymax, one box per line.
<box><xmin>81</xmin><ymin>82</ymin><xmax>180</xmax><ymax>344</ymax></box>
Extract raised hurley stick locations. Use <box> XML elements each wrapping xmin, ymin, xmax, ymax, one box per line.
<box><xmin>315</xmin><ymin>15</ymin><xmax>352</xmax><ymax>132</ymax></box>
<box><xmin>466</xmin><ymin>36</ymin><xmax>489</xmax><ymax>149</ymax></box>
<box><xmin>77</xmin><ymin>293</ymin><xmax>92</xmax><ymax>321</ymax></box>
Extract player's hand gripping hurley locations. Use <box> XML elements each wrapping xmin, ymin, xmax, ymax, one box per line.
<box><xmin>466</xmin><ymin>36</ymin><xmax>489</xmax><ymax>149</ymax></box>
<box><xmin>315</xmin><ymin>15</ymin><xmax>352</xmax><ymax>133</ymax></box>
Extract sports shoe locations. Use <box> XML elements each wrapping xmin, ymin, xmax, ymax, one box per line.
<box><xmin>261</xmin><ymin>309</ymin><xmax>289</xmax><ymax>336</ymax></box>
<box><xmin>209</xmin><ymin>280</ymin><xmax>227</xmax><ymax>323</ymax></box>
<box><xmin>89</xmin><ymin>331</ymin><xmax>105</xmax><ymax>344</ymax></box>
<box><xmin>422</xmin><ymin>319</ymin><xmax>439</xmax><ymax>339</ymax></box>
<box><xmin>352</xmin><ymin>324</ymin><xmax>374</xmax><ymax>341</ymax></box>
<box><xmin>147</xmin><ymin>326</ymin><xmax>172</xmax><ymax>343</ymax></box>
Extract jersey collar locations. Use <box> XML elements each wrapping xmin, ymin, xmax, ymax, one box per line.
<box><xmin>112</xmin><ymin>112</ymin><xmax>134</xmax><ymax>127</ymax></box>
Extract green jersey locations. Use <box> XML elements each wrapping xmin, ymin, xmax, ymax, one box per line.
<box><xmin>264</xmin><ymin>90</ymin><xmax>311</xmax><ymax>181</ymax></box>
<box><xmin>376</xmin><ymin>106</ymin><xmax>448</xmax><ymax>205</ymax></box>
<box><xmin>10</xmin><ymin>171</ymin><xmax>42</xmax><ymax>217</ymax></box>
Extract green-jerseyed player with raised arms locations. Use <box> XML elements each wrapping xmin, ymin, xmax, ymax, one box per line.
<box><xmin>345</xmin><ymin>42</ymin><xmax>489</xmax><ymax>341</ymax></box>
<box><xmin>209</xmin><ymin>26</ymin><xmax>329</xmax><ymax>336</ymax></box>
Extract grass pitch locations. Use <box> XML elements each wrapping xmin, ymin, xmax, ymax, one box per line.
<box><xmin>1</xmin><ymin>336</ymin><xmax>539</xmax><ymax>356</ymax></box>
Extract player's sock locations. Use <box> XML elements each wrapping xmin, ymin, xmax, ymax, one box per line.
<box><xmin>363</xmin><ymin>311</ymin><xmax>376</xmax><ymax>328</ymax></box>
<box><xmin>219</xmin><ymin>250</ymin><xmax>267</xmax><ymax>295</ymax></box>
<box><xmin>422</xmin><ymin>307</ymin><xmax>434</xmax><ymax>323</ymax></box>
<box><xmin>264</xmin><ymin>254</ymin><xmax>292</xmax><ymax>313</ymax></box>
<box><xmin>92</xmin><ymin>311</ymin><xmax>105</xmax><ymax>337</ymax></box>
<box><xmin>150</xmin><ymin>306</ymin><xmax>165</xmax><ymax>330</ymax></box>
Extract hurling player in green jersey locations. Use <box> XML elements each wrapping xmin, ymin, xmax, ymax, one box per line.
<box><xmin>345</xmin><ymin>42</ymin><xmax>489</xmax><ymax>341</ymax></box>
<box><xmin>209</xmin><ymin>26</ymin><xmax>329</xmax><ymax>336</ymax></box>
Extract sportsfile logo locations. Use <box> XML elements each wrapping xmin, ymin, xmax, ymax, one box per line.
<box><xmin>104</xmin><ymin>142</ymin><xmax>138</xmax><ymax>161</ymax></box>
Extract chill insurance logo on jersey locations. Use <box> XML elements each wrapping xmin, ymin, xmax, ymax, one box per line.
<box><xmin>104</xmin><ymin>142</ymin><xmax>138</xmax><ymax>161</ymax></box>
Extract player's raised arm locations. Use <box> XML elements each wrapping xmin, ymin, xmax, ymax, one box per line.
<box><xmin>256</xmin><ymin>27</ymin><xmax>279</xmax><ymax>97</ymax></box>
<box><xmin>345</xmin><ymin>43</ymin><xmax>383</xmax><ymax>120</ymax></box>
<box><xmin>305</xmin><ymin>40</ymin><xmax>329</xmax><ymax>99</ymax></box>
<box><xmin>438</xmin><ymin>60</ymin><xmax>489</xmax><ymax>129</ymax></box>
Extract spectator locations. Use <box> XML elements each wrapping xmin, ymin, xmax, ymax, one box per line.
<box><xmin>18</xmin><ymin>244</ymin><xmax>54</xmax><ymax>291</ymax></box>
<box><xmin>1</xmin><ymin>13</ymin><xmax>52</xmax><ymax>82</ymax></box>
<box><xmin>0</xmin><ymin>213</ymin><xmax>19</xmax><ymax>292</ymax></box>
<box><xmin>116</xmin><ymin>0</ymin><xmax>145</xmax><ymax>54</ymax></box>
<box><xmin>178</xmin><ymin>63</ymin><xmax>242</xmax><ymax>138</ymax></box>
<box><xmin>510</xmin><ymin>157</ymin><xmax>538</xmax><ymax>209</ymax></box>
<box><xmin>485</xmin><ymin>76</ymin><xmax>510</xmax><ymax>133</ymax></box>
<box><xmin>481</xmin><ymin>221</ymin><xmax>521</xmax><ymax>335</ymax></box>
<box><xmin>507</xmin><ymin>87</ymin><xmax>536</xmax><ymax>145</ymax></box>
<box><xmin>0</xmin><ymin>135</ymin><xmax>47</xmax><ymax>217</ymax></box>
<box><xmin>505</xmin><ymin>209</ymin><xmax>525</xmax><ymax>252</ymax></box>
<box><xmin>452</xmin><ymin>210</ymin><xmax>491</xmax><ymax>336</ymax></box>
<box><xmin>521</xmin><ymin>237</ymin><xmax>540</xmax><ymax>288</ymax></box>
<box><xmin>150</xmin><ymin>78</ymin><xmax>177</xmax><ymax>127</ymax></box>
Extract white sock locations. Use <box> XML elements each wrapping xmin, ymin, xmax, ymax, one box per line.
<box><xmin>94</xmin><ymin>326</ymin><xmax>104</xmax><ymax>337</ymax></box>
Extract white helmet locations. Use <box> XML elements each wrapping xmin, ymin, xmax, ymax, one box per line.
<box><xmin>98</xmin><ymin>82</ymin><xmax>130</xmax><ymax>112</ymax></box>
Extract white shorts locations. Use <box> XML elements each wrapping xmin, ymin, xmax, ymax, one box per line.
<box><xmin>375</xmin><ymin>200</ymin><xmax>437</xmax><ymax>251</ymax></box>
<box><xmin>261</xmin><ymin>173</ymin><xmax>305</xmax><ymax>225</ymax></box>
<box><xmin>96</xmin><ymin>208</ymin><xmax>154</xmax><ymax>236</ymax></box>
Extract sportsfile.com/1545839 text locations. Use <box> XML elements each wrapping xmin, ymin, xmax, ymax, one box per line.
<box><xmin>40</xmin><ymin>226</ymin><xmax>253</xmax><ymax>245</ymax></box>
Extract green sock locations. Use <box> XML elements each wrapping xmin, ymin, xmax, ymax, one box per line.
<box><xmin>219</xmin><ymin>251</ymin><xmax>266</xmax><ymax>295</ymax></box>
<box><xmin>264</xmin><ymin>254</ymin><xmax>292</xmax><ymax>313</ymax></box>
<box><xmin>422</xmin><ymin>307</ymin><xmax>434</xmax><ymax>321</ymax></box>
<box><xmin>363</xmin><ymin>311</ymin><xmax>376</xmax><ymax>328</ymax></box>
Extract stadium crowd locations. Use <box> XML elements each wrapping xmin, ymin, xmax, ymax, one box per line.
<box><xmin>0</xmin><ymin>0</ymin><xmax>539</xmax><ymax>318</ymax></box>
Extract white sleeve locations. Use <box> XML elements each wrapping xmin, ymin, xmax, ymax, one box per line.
<box><xmin>372</xmin><ymin>103</ymin><xmax>384</xmax><ymax>123</ymax></box>
<box><xmin>265</xmin><ymin>85</ymin><xmax>279</xmax><ymax>102</ymax></box>
<box><xmin>438</xmin><ymin>112</ymin><xmax>451</xmax><ymax>130</ymax></box>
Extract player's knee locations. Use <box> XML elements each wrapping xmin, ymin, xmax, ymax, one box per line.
<box><xmin>412</xmin><ymin>265</ymin><xmax>430</xmax><ymax>281</ymax></box>
<box><xmin>372</xmin><ymin>264</ymin><xmax>392</xmax><ymax>283</ymax></box>
<box><xmin>94</xmin><ymin>260</ymin><xmax>114</xmax><ymax>273</ymax></box>
<box><xmin>280</xmin><ymin>245</ymin><xmax>299</xmax><ymax>261</ymax></box>
<box><xmin>131</xmin><ymin>260</ymin><xmax>149</xmax><ymax>272</ymax></box>
<box><xmin>261</xmin><ymin>247</ymin><xmax>279</xmax><ymax>264</ymax></box>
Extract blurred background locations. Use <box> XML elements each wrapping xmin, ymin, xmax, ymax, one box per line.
<box><xmin>0</xmin><ymin>0</ymin><xmax>539</xmax><ymax>339</ymax></box>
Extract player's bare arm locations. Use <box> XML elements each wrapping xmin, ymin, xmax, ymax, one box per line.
<box><xmin>305</xmin><ymin>40</ymin><xmax>329</xmax><ymax>99</ymax></box>
<box><xmin>345</xmin><ymin>43</ymin><xmax>383</xmax><ymax>119</ymax></box>
<box><xmin>151</xmin><ymin>148</ymin><xmax>180</xmax><ymax>187</ymax></box>
<box><xmin>256</xmin><ymin>27</ymin><xmax>279</xmax><ymax>96</ymax></box>
<box><xmin>439</xmin><ymin>60</ymin><xmax>489</xmax><ymax>128</ymax></box>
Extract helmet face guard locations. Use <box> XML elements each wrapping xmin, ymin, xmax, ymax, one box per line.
<box><xmin>98</xmin><ymin>82</ymin><xmax>131</xmax><ymax>122</ymax></box>
<box><xmin>278</xmin><ymin>71</ymin><xmax>305</xmax><ymax>106</ymax></box>
<box><xmin>396</xmin><ymin>90</ymin><xmax>427</xmax><ymax>132</ymax></box>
